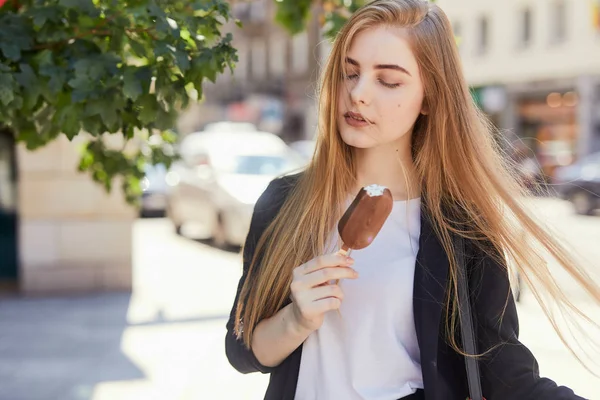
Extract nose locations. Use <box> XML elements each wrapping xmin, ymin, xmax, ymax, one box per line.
<box><xmin>349</xmin><ymin>76</ymin><xmax>371</xmax><ymax>106</ymax></box>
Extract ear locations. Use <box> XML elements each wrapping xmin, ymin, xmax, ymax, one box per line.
<box><xmin>420</xmin><ymin>101</ymin><xmax>429</xmax><ymax>115</ymax></box>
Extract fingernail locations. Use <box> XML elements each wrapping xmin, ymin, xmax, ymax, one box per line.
<box><xmin>345</xmin><ymin>257</ymin><xmax>354</xmax><ymax>264</ymax></box>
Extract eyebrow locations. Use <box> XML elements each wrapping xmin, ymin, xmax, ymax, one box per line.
<box><xmin>345</xmin><ymin>57</ymin><xmax>412</xmax><ymax>77</ymax></box>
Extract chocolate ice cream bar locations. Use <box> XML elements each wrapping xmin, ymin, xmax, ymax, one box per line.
<box><xmin>338</xmin><ymin>184</ymin><xmax>394</xmax><ymax>252</ymax></box>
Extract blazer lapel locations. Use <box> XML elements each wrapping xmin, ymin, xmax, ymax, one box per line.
<box><xmin>413</xmin><ymin>208</ymin><xmax>451</xmax><ymax>400</ymax></box>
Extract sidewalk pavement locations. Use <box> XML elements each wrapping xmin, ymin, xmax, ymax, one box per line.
<box><xmin>1</xmin><ymin>212</ymin><xmax>599</xmax><ymax>400</ymax></box>
<box><xmin>0</xmin><ymin>291</ymin><xmax>273</xmax><ymax>400</ymax></box>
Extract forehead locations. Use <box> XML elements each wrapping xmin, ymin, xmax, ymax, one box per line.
<box><xmin>346</xmin><ymin>26</ymin><xmax>419</xmax><ymax>73</ymax></box>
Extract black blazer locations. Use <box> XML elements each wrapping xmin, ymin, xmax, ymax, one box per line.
<box><xmin>225</xmin><ymin>173</ymin><xmax>584</xmax><ymax>400</ymax></box>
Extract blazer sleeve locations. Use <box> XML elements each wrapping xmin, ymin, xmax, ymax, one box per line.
<box><xmin>225</xmin><ymin>176</ymin><xmax>291</xmax><ymax>374</ymax></box>
<box><xmin>471</xmin><ymin>245</ymin><xmax>587</xmax><ymax>400</ymax></box>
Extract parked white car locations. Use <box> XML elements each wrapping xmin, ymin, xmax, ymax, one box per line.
<box><xmin>166</xmin><ymin>129</ymin><xmax>305</xmax><ymax>247</ymax></box>
<box><xmin>289</xmin><ymin>140</ymin><xmax>316</xmax><ymax>164</ymax></box>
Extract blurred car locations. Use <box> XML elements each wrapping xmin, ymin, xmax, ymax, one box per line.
<box><xmin>553</xmin><ymin>152</ymin><xmax>600</xmax><ymax>215</ymax></box>
<box><xmin>166</xmin><ymin>130</ymin><xmax>305</xmax><ymax>247</ymax></box>
<box><xmin>140</xmin><ymin>163</ymin><xmax>169</xmax><ymax>217</ymax></box>
<box><xmin>202</xmin><ymin>121</ymin><xmax>257</xmax><ymax>133</ymax></box>
<box><xmin>289</xmin><ymin>140</ymin><xmax>316</xmax><ymax>164</ymax></box>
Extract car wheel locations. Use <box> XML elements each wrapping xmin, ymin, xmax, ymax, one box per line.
<box><xmin>571</xmin><ymin>191</ymin><xmax>594</xmax><ymax>215</ymax></box>
<box><xmin>212</xmin><ymin>214</ymin><xmax>228</xmax><ymax>249</ymax></box>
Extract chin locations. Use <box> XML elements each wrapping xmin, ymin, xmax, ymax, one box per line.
<box><xmin>339</xmin><ymin>128</ymin><xmax>380</xmax><ymax>149</ymax></box>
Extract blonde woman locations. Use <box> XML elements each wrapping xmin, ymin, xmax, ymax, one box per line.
<box><xmin>225</xmin><ymin>1</ymin><xmax>599</xmax><ymax>399</ymax></box>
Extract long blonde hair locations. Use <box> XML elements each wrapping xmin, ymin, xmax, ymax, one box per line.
<box><xmin>235</xmin><ymin>0</ymin><xmax>600</xmax><ymax>366</ymax></box>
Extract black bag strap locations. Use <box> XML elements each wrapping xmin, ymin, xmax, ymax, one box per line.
<box><xmin>455</xmin><ymin>235</ymin><xmax>484</xmax><ymax>400</ymax></box>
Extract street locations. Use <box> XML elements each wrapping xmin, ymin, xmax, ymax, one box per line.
<box><xmin>1</xmin><ymin>197</ymin><xmax>599</xmax><ymax>400</ymax></box>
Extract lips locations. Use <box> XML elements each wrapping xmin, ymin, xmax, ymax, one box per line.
<box><xmin>343</xmin><ymin>111</ymin><xmax>372</xmax><ymax>128</ymax></box>
<box><xmin>344</xmin><ymin>111</ymin><xmax>370</xmax><ymax>123</ymax></box>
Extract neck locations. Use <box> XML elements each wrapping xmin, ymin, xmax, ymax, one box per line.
<box><xmin>352</xmin><ymin>138</ymin><xmax>420</xmax><ymax>201</ymax></box>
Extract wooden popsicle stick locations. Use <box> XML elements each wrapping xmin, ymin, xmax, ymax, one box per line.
<box><xmin>334</xmin><ymin>244</ymin><xmax>352</xmax><ymax>317</ymax></box>
<box><xmin>334</xmin><ymin>244</ymin><xmax>352</xmax><ymax>285</ymax></box>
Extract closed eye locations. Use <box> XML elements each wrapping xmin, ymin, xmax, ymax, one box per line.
<box><xmin>379</xmin><ymin>79</ymin><xmax>401</xmax><ymax>89</ymax></box>
<box><xmin>345</xmin><ymin>73</ymin><xmax>401</xmax><ymax>89</ymax></box>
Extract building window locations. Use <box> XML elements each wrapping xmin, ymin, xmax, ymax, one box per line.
<box><xmin>476</xmin><ymin>16</ymin><xmax>489</xmax><ymax>55</ymax></box>
<box><xmin>519</xmin><ymin>8</ymin><xmax>533</xmax><ymax>48</ymax></box>
<box><xmin>251</xmin><ymin>39</ymin><xmax>267</xmax><ymax>80</ymax></box>
<box><xmin>292</xmin><ymin>31</ymin><xmax>309</xmax><ymax>74</ymax></box>
<box><xmin>249</xmin><ymin>0</ymin><xmax>267</xmax><ymax>23</ymax></box>
<box><xmin>550</xmin><ymin>0</ymin><xmax>567</xmax><ymax>44</ymax></box>
<box><xmin>269</xmin><ymin>35</ymin><xmax>286</xmax><ymax>77</ymax></box>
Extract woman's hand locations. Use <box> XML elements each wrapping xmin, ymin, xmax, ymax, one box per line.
<box><xmin>289</xmin><ymin>253</ymin><xmax>358</xmax><ymax>333</ymax></box>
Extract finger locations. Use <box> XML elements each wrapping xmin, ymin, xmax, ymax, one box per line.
<box><xmin>304</xmin><ymin>266</ymin><xmax>358</xmax><ymax>288</ymax></box>
<box><xmin>313</xmin><ymin>297</ymin><xmax>342</xmax><ymax>313</ymax></box>
<box><xmin>309</xmin><ymin>284</ymin><xmax>344</xmax><ymax>302</ymax></box>
<box><xmin>302</xmin><ymin>253</ymin><xmax>354</xmax><ymax>275</ymax></box>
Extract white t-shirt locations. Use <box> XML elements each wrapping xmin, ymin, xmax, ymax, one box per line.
<box><xmin>295</xmin><ymin>197</ymin><xmax>424</xmax><ymax>400</ymax></box>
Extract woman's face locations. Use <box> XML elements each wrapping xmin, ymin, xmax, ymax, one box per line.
<box><xmin>337</xmin><ymin>25</ymin><xmax>427</xmax><ymax>149</ymax></box>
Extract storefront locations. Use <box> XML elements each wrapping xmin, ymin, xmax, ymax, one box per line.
<box><xmin>516</xmin><ymin>90</ymin><xmax>579</xmax><ymax>180</ymax></box>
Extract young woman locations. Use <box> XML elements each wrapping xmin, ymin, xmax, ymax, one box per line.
<box><xmin>226</xmin><ymin>1</ymin><xmax>600</xmax><ymax>399</ymax></box>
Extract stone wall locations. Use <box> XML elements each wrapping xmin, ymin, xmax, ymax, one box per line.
<box><xmin>17</xmin><ymin>136</ymin><xmax>136</xmax><ymax>294</ymax></box>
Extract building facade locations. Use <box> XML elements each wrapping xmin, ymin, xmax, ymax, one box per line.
<box><xmin>188</xmin><ymin>0</ymin><xmax>330</xmax><ymax>143</ymax></box>
<box><xmin>0</xmin><ymin>133</ymin><xmax>135</xmax><ymax>295</ymax></box>
<box><xmin>439</xmin><ymin>0</ymin><xmax>600</xmax><ymax>180</ymax></box>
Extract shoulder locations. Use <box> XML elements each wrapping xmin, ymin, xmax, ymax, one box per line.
<box><xmin>247</xmin><ymin>171</ymin><xmax>304</xmax><ymax>235</ymax></box>
<box><xmin>253</xmin><ymin>171</ymin><xmax>303</xmax><ymax>217</ymax></box>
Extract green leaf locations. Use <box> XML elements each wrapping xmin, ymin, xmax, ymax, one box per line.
<box><xmin>11</xmin><ymin>95</ymin><xmax>23</xmax><ymax>110</ymax></box>
<box><xmin>58</xmin><ymin>0</ymin><xmax>99</xmax><ymax>16</ymax></box>
<box><xmin>15</xmin><ymin>64</ymin><xmax>37</xmax><ymax>89</ymax></box>
<box><xmin>84</xmin><ymin>100</ymin><xmax>105</xmax><ymax>117</ymax></box>
<box><xmin>48</xmin><ymin>70</ymin><xmax>67</xmax><ymax>94</ymax></box>
<box><xmin>138</xmin><ymin>95</ymin><xmax>158</xmax><ymax>125</ymax></box>
<box><xmin>15</xmin><ymin>120</ymin><xmax>38</xmax><ymax>145</ymax></box>
<box><xmin>123</xmin><ymin>68</ymin><xmax>143</xmax><ymax>101</ymax></box>
<box><xmin>128</xmin><ymin>39</ymin><xmax>147</xmax><ymax>58</ymax></box>
<box><xmin>82</xmin><ymin>116</ymin><xmax>103</xmax><ymax>136</ymax></box>
<box><xmin>77</xmin><ymin>15</ymin><xmax>98</xmax><ymax>30</ymax></box>
<box><xmin>135</xmin><ymin>66</ymin><xmax>153</xmax><ymax>95</ymax></box>
<box><xmin>0</xmin><ymin>43</ymin><xmax>21</xmax><ymax>62</ymax></box>
<box><xmin>0</xmin><ymin>74</ymin><xmax>16</xmax><ymax>106</ymax></box>
<box><xmin>31</xmin><ymin>7</ymin><xmax>62</xmax><ymax>29</ymax></box>
<box><xmin>100</xmin><ymin>106</ymin><xmax>118</xmax><ymax>129</ymax></box>
<box><xmin>34</xmin><ymin>50</ymin><xmax>54</xmax><ymax>67</ymax></box>
<box><xmin>274</xmin><ymin>0</ymin><xmax>312</xmax><ymax>35</ymax></box>
<box><xmin>68</xmin><ymin>74</ymin><xmax>90</xmax><ymax>90</ymax></box>
<box><xmin>62</xmin><ymin>110</ymin><xmax>82</xmax><ymax>139</ymax></box>
<box><xmin>174</xmin><ymin>49</ymin><xmax>191</xmax><ymax>72</ymax></box>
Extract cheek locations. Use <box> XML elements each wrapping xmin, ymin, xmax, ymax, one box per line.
<box><xmin>378</xmin><ymin>98</ymin><xmax>423</xmax><ymax>134</ymax></box>
<box><xmin>393</xmin><ymin>94</ymin><xmax>424</xmax><ymax>118</ymax></box>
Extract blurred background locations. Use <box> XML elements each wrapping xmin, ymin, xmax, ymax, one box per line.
<box><xmin>1</xmin><ymin>0</ymin><xmax>600</xmax><ymax>399</ymax></box>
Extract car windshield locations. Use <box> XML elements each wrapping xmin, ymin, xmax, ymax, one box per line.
<box><xmin>144</xmin><ymin>163</ymin><xmax>167</xmax><ymax>179</ymax></box>
<box><xmin>231</xmin><ymin>155</ymin><xmax>299</xmax><ymax>175</ymax></box>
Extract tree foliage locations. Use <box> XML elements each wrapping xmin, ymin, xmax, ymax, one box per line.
<box><xmin>0</xmin><ymin>0</ymin><xmax>379</xmax><ymax>205</ymax></box>
<box><xmin>0</xmin><ymin>0</ymin><xmax>237</xmax><ymax>203</ymax></box>
<box><xmin>273</xmin><ymin>0</ymin><xmax>367</xmax><ymax>38</ymax></box>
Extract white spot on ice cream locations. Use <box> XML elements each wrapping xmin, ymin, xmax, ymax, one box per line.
<box><xmin>363</xmin><ymin>184</ymin><xmax>387</xmax><ymax>196</ymax></box>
